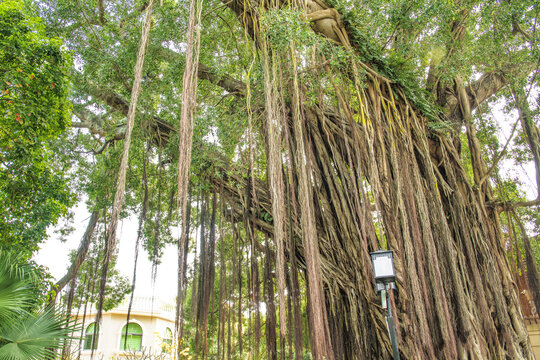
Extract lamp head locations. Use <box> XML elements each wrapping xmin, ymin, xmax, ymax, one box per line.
<box><xmin>370</xmin><ymin>250</ymin><xmax>396</xmax><ymax>285</ymax></box>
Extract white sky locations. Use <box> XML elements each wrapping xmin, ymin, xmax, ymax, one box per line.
<box><xmin>35</xmin><ymin>202</ymin><xmax>180</xmax><ymax>302</ymax></box>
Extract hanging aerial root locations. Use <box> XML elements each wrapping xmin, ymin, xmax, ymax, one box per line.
<box><xmin>95</xmin><ymin>1</ymin><xmax>154</xmax><ymax>350</ymax></box>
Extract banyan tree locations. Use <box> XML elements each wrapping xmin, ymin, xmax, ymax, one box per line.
<box><xmin>35</xmin><ymin>0</ymin><xmax>539</xmax><ymax>359</ymax></box>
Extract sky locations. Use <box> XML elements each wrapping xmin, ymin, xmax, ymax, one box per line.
<box><xmin>35</xmin><ymin>201</ymin><xmax>181</xmax><ymax>303</ymax></box>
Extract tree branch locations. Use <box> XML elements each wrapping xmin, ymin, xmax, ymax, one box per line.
<box><xmin>508</xmin><ymin>85</ymin><xmax>540</xmax><ymax>210</ymax></box>
<box><xmin>73</xmin><ymin>110</ymin><xmax>107</xmax><ymax>137</ymax></box>
<box><xmin>48</xmin><ymin>211</ymin><xmax>100</xmax><ymax>306</ymax></box>
<box><xmin>76</xmin><ymin>61</ymin><xmax>249</xmax><ymax>147</ymax></box>
<box><xmin>197</xmin><ymin>63</ymin><xmax>246</xmax><ymax>95</ymax></box>
<box><xmin>477</xmin><ymin>116</ymin><xmax>520</xmax><ymax>187</ymax></box>
<box><xmin>467</xmin><ymin>70</ymin><xmax>510</xmax><ymax>109</ymax></box>
<box><xmin>98</xmin><ymin>0</ymin><xmax>106</xmax><ymax>24</ymax></box>
<box><xmin>439</xmin><ymin>65</ymin><xmax>526</xmax><ymax>126</ymax></box>
<box><xmin>82</xmin><ymin>81</ymin><xmax>175</xmax><ymax>145</ymax></box>
<box><xmin>56</xmin><ymin>211</ymin><xmax>100</xmax><ymax>292</ymax></box>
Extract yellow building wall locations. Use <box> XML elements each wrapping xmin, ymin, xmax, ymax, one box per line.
<box><xmin>72</xmin><ymin>297</ymin><xmax>175</xmax><ymax>359</ymax></box>
<box><xmin>527</xmin><ymin>319</ymin><xmax>540</xmax><ymax>360</ymax></box>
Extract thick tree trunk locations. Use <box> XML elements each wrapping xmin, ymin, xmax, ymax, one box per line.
<box><xmin>213</xmin><ymin>0</ymin><xmax>534</xmax><ymax>358</ymax></box>
<box><xmin>283</xmin><ymin>129</ymin><xmax>305</xmax><ymax>360</ymax></box>
<box><xmin>288</xmin><ymin>45</ymin><xmax>334</xmax><ymax>360</ymax></box>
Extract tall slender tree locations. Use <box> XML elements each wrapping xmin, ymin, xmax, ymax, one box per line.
<box><xmin>28</xmin><ymin>0</ymin><xmax>540</xmax><ymax>359</ymax></box>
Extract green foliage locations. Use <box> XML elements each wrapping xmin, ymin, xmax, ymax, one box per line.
<box><xmin>15</xmin><ymin>0</ymin><xmax>539</xmax><ymax>357</ymax></box>
<box><xmin>0</xmin><ymin>250</ymin><xmax>75</xmax><ymax>360</ymax></box>
<box><xmin>65</xmin><ymin>236</ymin><xmax>131</xmax><ymax>311</ymax></box>
<box><xmin>323</xmin><ymin>0</ymin><xmax>440</xmax><ymax>120</ymax></box>
<box><xmin>0</xmin><ymin>0</ymin><xmax>74</xmax><ymax>257</ymax></box>
<box><xmin>261</xmin><ymin>9</ymin><xmax>318</xmax><ymax>49</ymax></box>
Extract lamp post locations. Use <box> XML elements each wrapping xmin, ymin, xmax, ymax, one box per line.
<box><xmin>370</xmin><ymin>250</ymin><xmax>400</xmax><ymax>360</ymax></box>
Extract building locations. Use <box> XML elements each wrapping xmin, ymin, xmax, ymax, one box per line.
<box><xmin>526</xmin><ymin>317</ymin><xmax>540</xmax><ymax>360</ymax></box>
<box><xmin>71</xmin><ymin>296</ymin><xmax>176</xmax><ymax>359</ymax></box>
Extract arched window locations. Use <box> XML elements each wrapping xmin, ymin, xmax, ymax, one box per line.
<box><xmin>83</xmin><ymin>323</ymin><xmax>99</xmax><ymax>350</ymax></box>
<box><xmin>162</xmin><ymin>327</ymin><xmax>173</xmax><ymax>353</ymax></box>
<box><xmin>120</xmin><ymin>322</ymin><xmax>143</xmax><ymax>351</ymax></box>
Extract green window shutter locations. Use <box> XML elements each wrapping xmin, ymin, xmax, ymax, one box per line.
<box><xmin>125</xmin><ymin>323</ymin><xmax>142</xmax><ymax>333</ymax></box>
<box><xmin>84</xmin><ymin>323</ymin><xmax>99</xmax><ymax>350</ymax></box>
<box><xmin>120</xmin><ymin>323</ymin><xmax>143</xmax><ymax>351</ymax></box>
<box><xmin>120</xmin><ymin>334</ymin><xmax>142</xmax><ymax>351</ymax></box>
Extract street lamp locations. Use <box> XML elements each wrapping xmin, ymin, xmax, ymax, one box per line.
<box><xmin>370</xmin><ymin>250</ymin><xmax>400</xmax><ymax>360</ymax></box>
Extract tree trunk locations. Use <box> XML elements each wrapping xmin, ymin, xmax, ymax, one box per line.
<box><xmin>175</xmin><ymin>190</ymin><xmax>191</xmax><ymax>341</ymax></box>
<box><xmin>261</xmin><ymin>45</ymin><xmax>290</xmax><ymax>360</ymax></box>
<box><xmin>213</xmin><ymin>1</ymin><xmax>534</xmax><ymax>357</ymax></box>
<box><xmin>264</xmin><ymin>234</ymin><xmax>278</xmax><ymax>360</ymax></box>
<box><xmin>513</xmin><ymin>87</ymin><xmax>540</xmax><ymax>204</ymax></box>
<box><xmin>237</xmin><ymin>227</ymin><xmax>243</xmax><ymax>355</ymax></box>
<box><xmin>199</xmin><ymin>193</ymin><xmax>217</xmax><ymax>359</ymax></box>
<box><xmin>513</xmin><ymin>211</ymin><xmax>540</xmax><ymax>315</ymax></box>
<box><xmin>217</xmin><ymin>213</ymin><xmax>226</xmax><ymax>360</ymax></box>
<box><xmin>245</xmin><ymin>170</ymin><xmax>261</xmax><ymax>359</ymax></box>
<box><xmin>194</xmin><ymin>193</ymin><xmax>209</xmax><ymax>358</ymax></box>
<box><xmin>53</xmin><ymin>210</ymin><xmax>100</xmax><ymax>300</ymax></box>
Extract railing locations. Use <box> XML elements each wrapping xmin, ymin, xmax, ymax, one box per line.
<box><xmin>115</xmin><ymin>296</ymin><xmax>175</xmax><ymax>314</ymax></box>
<box><xmin>72</xmin><ymin>296</ymin><xmax>175</xmax><ymax>316</ymax></box>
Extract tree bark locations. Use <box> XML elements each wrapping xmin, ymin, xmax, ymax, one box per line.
<box><xmin>264</xmin><ymin>234</ymin><xmax>278</xmax><ymax>360</ymax></box>
<box><xmin>261</xmin><ymin>45</ymin><xmax>290</xmax><ymax>360</ymax></box>
<box><xmin>199</xmin><ymin>193</ymin><xmax>217</xmax><ymax>359</ymax></box>
<box><xmin>54</xmin><ymin>211</ymin><xmax>100</xmax><ymax>297</ymax></box>
<box><xmin>512</xmin><ymin>86</ymin><xmax>540</xmax><ymax>206</ymax></box>
<box><xmin>96</xmin><ymin>0</ymin><xmax>154</xmax><ymax>330</ymax></box>
<box><xmin>513</xmin><ymin>211</ymin><xmax>540</xmax><ymax>315</ymax></box>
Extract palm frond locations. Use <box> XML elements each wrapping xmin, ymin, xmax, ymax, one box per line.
<box><xmin>0</xmin><ymin>250</ymin><xmax>78</xmax><ymax>359</ymax></box>
<box><xmin>0</xmin><ymin>250</ymin><xmax>33</xmax><ymax>325</ymax></box>
<box><xmin>0</xmin><ymin>308</ymin><xmax>75</xmax><ymax>360</ymax></box>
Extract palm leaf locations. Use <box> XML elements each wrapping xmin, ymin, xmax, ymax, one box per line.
<box><xmin>0</xmin><ymin>308</ymin><xmax>74</xmax><ymax>360</ymax></box>
<box><xmin>0</xmin><ymin>250</ymin><xmax>33</xmax><ymax>325</ymax></box>
<box><xmin>0</xmin><ymin>250</ymin><xmax>78</xmax><ymax>359</ymax></box>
